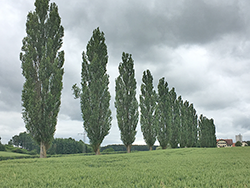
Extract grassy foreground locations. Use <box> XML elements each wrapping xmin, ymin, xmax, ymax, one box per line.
<box><xmin>0</xmin><ymin>147</ymin><xmax>249</xmax><ymax>187</ymax></box>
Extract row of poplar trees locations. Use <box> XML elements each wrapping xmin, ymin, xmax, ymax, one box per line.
<box><xmin>20</xmin><ymin>0</ymin><xmax>216</xmax><ymax>158</ymax></box>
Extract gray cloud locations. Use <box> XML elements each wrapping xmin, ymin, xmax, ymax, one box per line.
<box><xmin>1</xmin><ymin>0</ymin><xmax>250</xmax><ymax>144</ymax></box>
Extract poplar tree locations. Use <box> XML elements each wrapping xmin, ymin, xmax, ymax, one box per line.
<box><xmin>169</xmin><ymin>88</ymin><xmax>179</xmax><ymax>148</ymax></box>
<box><xmin>20</xmin><ymin>0</ymin><xmax>64</xmax><ymax>158</ymax></box>
<box><xmin>198</xmin><ymin>115</ymin><xmax>216</xmax><ymax>147</ymax></box>
<box><xmin>115</xmin><ymin>52</ymin><xmax>138</xmax><ymax>153</ymax></box>
<box><xmin>156</xmin><ymin>78</ymin><xmax>171</xmax><ymax>149</ymax></box>
<box><xmin>72</xmin><ymin>28</ymin><xmax>112</xmax><ymax>155</ymax></box>
<box><xmin>140</xmin><ymin>70</ymin><xmax>157</xmax><ymax>150</ymax></box>
<box><xmin>189</xmin><ymin>104</ymin><xmax>198</xmax><ymax>147</ymax></box>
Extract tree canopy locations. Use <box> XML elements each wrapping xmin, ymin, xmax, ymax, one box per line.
<box><xmin>72</xmin><ymin>27</ymin><xmax>112</xmax><ymax>155</ymax></box>
<box><xmin>115</xmin><ymin>52</ymin><xmax>138</xmax><ymax>153</ymax></box>
<box><xmin>140</xmin><ymin>70</ymin><xmax>157</xmax><ymax>150</ymax></box>
<box><xmin>20</xmin><ymin>0</ymin><xmax>64</xmax><ymax>158</ymax></box>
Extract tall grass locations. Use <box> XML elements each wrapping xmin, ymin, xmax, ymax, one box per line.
<box><xmin>0</xmin><ymin>147</ymin><xmax>249</xmax><ymax>187</ymax></box>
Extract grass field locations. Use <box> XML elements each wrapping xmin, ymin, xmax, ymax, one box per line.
<box><xmin>0</xmin><ymin>151</ymin><xmax>30</xmax><ymax>157</ymax></box>
<box><xmin>0</xmin><ymin>147</ymin><xmax>249</xmax><ymax>187</ymax></box>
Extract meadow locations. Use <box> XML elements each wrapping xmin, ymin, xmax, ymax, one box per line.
<box><xmin>0</xmin><ymin>147</ymin><xmax>249</xmax><ymax>187</ymax></box>
<box><xmin>0</xmin><ymin>151</ymin><xmax>29</xmax><ymax>157</ymax></box>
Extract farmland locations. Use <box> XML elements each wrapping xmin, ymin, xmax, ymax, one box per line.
<box><xmin>0</xmin><ymin>147</ymin><xmax>249</xmax><ymax>187</ymax></box>
<box><xmin>0</xmin><ymin>151</ymin><xmax>30</xmax><ymax>157</ymax></box>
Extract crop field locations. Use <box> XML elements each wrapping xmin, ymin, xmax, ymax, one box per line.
<box><xmin>0</xmin><ymin>151</ymin><xmax>30</xmax><ymax>157</ymax></box>
<box><xmin>0</xmin><ymin>147</ymin><xmax>249</xmax><ymax>187</ymax></box>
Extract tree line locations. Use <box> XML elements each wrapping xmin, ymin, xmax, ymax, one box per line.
<box><xmin>5</xmin><ymin>132</ymin><xmax>158</xmax><ymax>154</ymax></box>
<box><xmin>20</xmin><ymin>0</ymin><xmax>216</xmax><ymax>157</ymax></box>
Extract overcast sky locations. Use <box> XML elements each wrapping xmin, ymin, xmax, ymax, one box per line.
<box><xmin>1</xmin><ymin>0</ymin><xmax>250</xmax><ymax>145</ymax></box>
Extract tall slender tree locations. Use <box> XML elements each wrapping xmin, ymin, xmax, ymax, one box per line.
<box><xmin>156</xmin><ymin>78</ymin><xmax>171</xmax><ymax>149</ymax></box>
<box><xmin>190</xmin><ymin>104</ymin><xmax>198</xmax><ymax>147</ymax></box>
<box><xmin>72</xmin><ymin>28</ymin><xmax>112</xmax><ymax>155</ymax></box>
<box><xmin>140</xmin><ymin>70</ymin><xmax>157</xmax><ymax>150</ymax></box>
<box><xmin>115</xmin><ymin>52</ymin><xmax>138</xmax><ymax>153</ymax></box>
<box><xmin>169</xmin><ymin>88</ymin><xmax>179</xmax><ymax>148</ymax></box>
<box><xmin>20</xmin><ymin>0</ymin><xmax>64</xmax><ymax>158</ymax></box>
<box><xmin>198</xmin><ymin>115</ymin><xmax>216</xmax><ymax>147</ymax></box>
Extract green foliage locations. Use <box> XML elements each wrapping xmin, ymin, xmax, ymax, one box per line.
<box><xmin>47</xmin><ymin>138</ymin><xmax>93</xmax><ymax>154</ymax></box>
<box><xmin>73</xmin><ymin>28</ymin><xmax>112</xmax><ymax>155</ymax></box>
<box><xmin>0</xmin><ymin>147</ymin><xmax>249</xmax><ymax>187</ymax></box>
<box><xmin>0</xmin><ymin>143</ymin><xmax>5</xmax><ymax>151</ymax></box>
<box><xmin>115</xmin><ymin>52</ymin><xmax>138</xmax><ymax>152</ymax></box>
<box><xmin>247</xmin><ymin>141</ymin><xmax>250</xmax><ymax>146</ymax></box>
<box><xmin>11</xmin><ymin>132</ymin><xmax>39</xmax><ymax>153</ymax></box>
<box><xmin>156</xmin><ymin>146</ymin><xmax>162</xmax><ymax>150</ymax></box>
<box><xmin>235</xmin><ymin>141</ymin><xmax>242</xmax><ymax>147</ymax></box>
<box><xmin>20</xmin><ymin>0</ymin><xmax>64</xmax><ymax>158</ymax></box>
<box><xmin>156</xmin><ymin>77</ymin><xmax>171</xmax><ymax>149</ymax></box>
<box><xmin>102</xmin><ymin>147</ymin><xmax>115</xmax><ymax>153</ymax></box>
<box><xmin>0</xmin><ymin>137</ymin><xmax>5</xmax><ymax>151</ymax></box>
<box><xmin>140</xmin><ymin>70</ymin><xmax>157</xmax><ymax>150</ymax></box>
<box><xmin>198</xmin><ymin>115</ymin><xmax>217</xmax><ymax>147</ymax></box>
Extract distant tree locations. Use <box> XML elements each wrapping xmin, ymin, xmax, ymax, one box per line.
<box><xmin>0</xmin><ymin>137</ymin><xmax>5</xmax><ymax>151</ymax></box>
<box><xmin>115</xmin><ymin>52</ymin><xmax>138</xmax><ymax>153</ymax></box>
<box><xmin>72</xmin><ymin>28</ymin><xmax>112</xmax><ymax>155</ymax></box>
<box><xmin>20</xmin><ymin>0</ymin><xmax>64</xmax><ymax>158</ymax></box>
<box><xmin>0</xmin><ymin>144</ymin><xmax>5</xmax><ymax>151</ymax></box>
<box><xmin>181</xmin><ymin>100</ymin><xmax>190</xmax><ymax>147</ymax></box>
<box><xmin>47</xmin><ymin>138</ymin><xmax>91</xmax><ymax>154</ymax></box>
<box><xmin>176</xmin><ymin>96</ymin><xmax>185</xmax><ymax>148</ymax></box>
<box><xmin>235</xmin><ymin>141</ymin><xmax>242</xmax><ymax>147</ymax></box>
<box><xmin>169</xmin><ymin>88</ymin><xmax>178</xmax><ymax>148</ymax></box>
<box><xmin>186</xmin><ymin>104</ymin><xmax>198</xmax><ymax>147</ymax></box>
<box><xmin>247</xmin><ymin>141</ymin><xmax>250</xmax><ymax>146</ymax></box>
<box><xmin>8</xmin><ymin>139</ymin><xmax>13</xmax><ymax>146</ymax></box>
<box><xmin>11</xmin><ymin>132</ymin><xmax>39</xmax><ymax>152</ymax></box>
<box><xmin>139</xmin><ymin>70</ymin><xmax>157</xmax><ymax>151</ymax></box>
<box><xmin>198</xmin><ymin>115</ymin><xmax>216</xmax><ymax>147</ymax></box>
<box><xmin>156</xmin><ymin>78</ymin><xmax>171</xmax><ymax>149</ymax></box>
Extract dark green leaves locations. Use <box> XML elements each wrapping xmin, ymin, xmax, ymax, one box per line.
<box><xmin>78</xmin><ymin>28</ymin><xmax>112</xmax><ymax>154</ymax></box>
<box><xmin>140</xmin><ymin>70</ymin><xmax>157</xmax><ymax>150</ymax></box>
<box><xmin>115</xmin><ymin>52</ymin><xmax>138</xmax><ymax>152</ymax></box>
<box><xmin>20</xmin><ymin>0</ymin><xmax>64</xmax><ymax>157</ymax></box>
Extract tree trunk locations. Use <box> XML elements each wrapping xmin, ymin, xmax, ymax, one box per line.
<box><xmin>127</xmin><ymin>145</ymin><xmax>132</xmax><ymax>153</ymax></box>
<box><xmin>149</xmin><ymin>146</ymin><xmax>153</xmax><ymax>151</ymax></box>
<box><xmin>40</xmin><ymin>142</ymin><xmax>47</xmax><ymax>158</ymax></box>
<box><xmin>95</xmin><ymin>147</ymin><xmax>100</xmax><ymax>155</ymax></box>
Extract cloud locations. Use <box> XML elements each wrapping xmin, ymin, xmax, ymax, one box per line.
<box><xmin>1</xmin><ymin>0</ymin><xmax>250</xmax><ymax>145</ymax></box>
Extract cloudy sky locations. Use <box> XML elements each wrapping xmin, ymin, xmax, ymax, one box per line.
<box><xmin>1</xmin><ymin>0</ymin><xmax>250</xmax><ymax>145</ymax></box>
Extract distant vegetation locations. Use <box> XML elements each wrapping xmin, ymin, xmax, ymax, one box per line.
<box><xmin>5</xmin><ymin>132</ymin><xmax>157</xmax><ymax>156</ymax></box>
<box><xmin>0</xmin><ymin>147</ymin><xmax>249</xmax><ymax>187</ymax></box>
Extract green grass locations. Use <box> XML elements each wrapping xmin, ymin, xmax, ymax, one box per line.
<box><xmin>0</xmin><ymin>151</ymin><xmax>38</xmax><ymax>161</ymax></box>
<box><xmin>0</xmin><ymin>147</ymin><xmax>249</xmax><ymax>187</ymax></box>
<box><xmin>0</xmin><ymin>151</ymin><xmax>30</xmax><ymax>157</ymax></box>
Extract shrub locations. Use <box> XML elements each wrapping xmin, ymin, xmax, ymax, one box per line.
<box><xmin>247</xmin><ymin>141</ymin><xmax>250</xmax><ymax>146</ymax></box>
<box><xmin>13</xmin><ymin>148</ymin><xmax>29</xmax><ymax>154</ymax></box>
<box><xmin>102</xmin><ymin>148</ymin><xmax>115</xmax><ymax>153</ymax></box>
<box><xmin>29</xmin><ymin>149</ymin><xmax>39</xmax><ymax>155</ymax></box>
<box><xmin>235</xmin><ymin>141</ymin><xmax>242</xmax><ymax>147</ymax></box>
